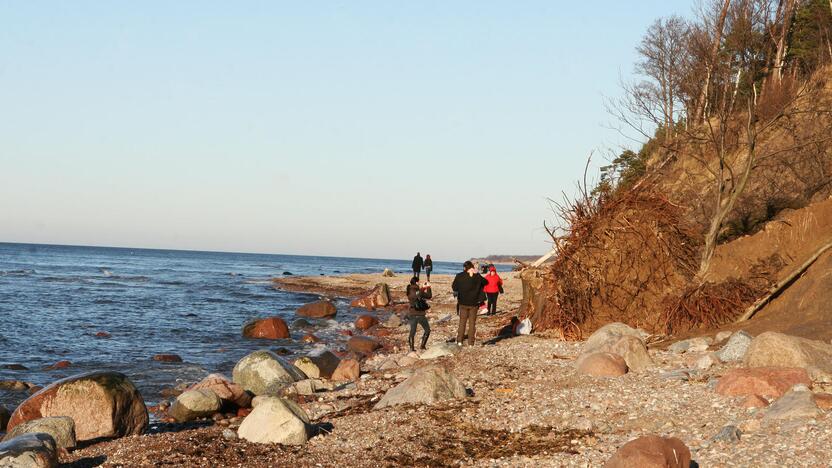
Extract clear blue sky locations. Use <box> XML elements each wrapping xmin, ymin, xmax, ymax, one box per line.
<box><xmin>0</xmin><ymin>1</ymin><xmax>691</xmax><ymax>261</ymax></box>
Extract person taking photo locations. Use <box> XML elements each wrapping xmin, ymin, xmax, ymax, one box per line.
<box><xmin>452</xmin><ymin>261</ymin><xmax>488</xmax><ymax>346</ymax></box>
<box><xmin>406</xmin><ymin>277</ymin><xmax>432</xmax><ymax>351</ymax></box>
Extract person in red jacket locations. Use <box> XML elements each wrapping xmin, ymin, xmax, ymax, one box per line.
<box><xmin>483</xmin><ymin>266</ymin><xmax>503</xmax><ymax>315</ymax></box>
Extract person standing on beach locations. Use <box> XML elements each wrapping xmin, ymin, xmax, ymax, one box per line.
<box><xmin>483</xmin><ymin>265</ymin><xmax>503</xmax><ymax>315</ymax></box>
<box><xmin>452</xmin><ymin>261</ymin><xmax>488</xmax><ymax>346</ymax></box>
<box><xmin>424</xmin><ymin>254</ymin><xmax>433</xmax><ymax>281</ymax></box>
<box><xmin>406</xmin><ymin>277</ymin><xmax>432</xmax><ymax>351</ymax></box>
<box><xmin>412</xmin><ymin>252</ymin><xmax>424</xmax><ymax>280</ymax></box>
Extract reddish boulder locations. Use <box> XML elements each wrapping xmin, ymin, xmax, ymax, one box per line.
<box><xmin>301</xmin><ymin>334</ymin><xmax>321</xmax><ymax>343</ymax></box>
<box><xmin>355</xmin><ymin>315</ymin><xmax>380</xmax><ymax>331</ymax></box>
<box><xmin>576</xmin><ymin>352</ymin><xmax>628</xmax><ymax>377</ymax></box>
<box><xmin>350</xmin><ymin>283</ymin><xmax>391</xmax><ymax>311</ymax></box>
<box><xmin>605</xmin><ymin>435</ymin><xmax>691</xmax><ymax>468</ymax></box>
<box><xmin>242</xmin><ymin>317</ymin><xmax>290</xmax><ymax>339</ymax></box>
<box><xmin>331</xmin><ymin>359</ymin><xmax>360</xmax><ymax>382</ymax></box>
<box><xmin>348</xmin><ymin>336</ymin><xmax>381</xmax><ymax>354</ymax></box>
<box><xmin>51</xmin><ymin>360</ymin><xmax>71</xmax><ymax>370</ymax></box>
<box><xmin>8</xmin><ymin>371</ymin><xmax>148</xmax><ymax>442</ymax></box>
<box><xmin>152</xmin><ymin>354</ymin><xmax>183</xmax><ymax>363</ymax></box>
<box><xmin>814</xmin><ymin>393</ymin><xmax>832</xmax><ymax>410</ymax></box>
<box><xmin>715</xmin><ymin>367</ymin><xmax>811</xmax><ymax>398</ymax></box>
<box><xmin>95</xmin><ymin>331</ymin><xmax>111</xmax><ymax>338</ymax></box>
<box><xmin>296</xmin><ymin>300</ymin><xmax>337</xmax><ymax>319</ymax></box>
<box><xmin>188</xmin><ymin>373</ymin><xmax>252</xmax><ymax>408</ymax></box>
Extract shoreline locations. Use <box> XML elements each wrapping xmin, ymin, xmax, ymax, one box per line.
<box><xmin>13</xmin><ymin>271</ymin><xmax>831</xmax><ymax>466</ymax></box>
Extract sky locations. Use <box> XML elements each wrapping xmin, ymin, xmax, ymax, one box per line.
<box><xmin>0</xmin><ymin>1</ymin><xmax>692</xmax><ymax>261</ymax></box>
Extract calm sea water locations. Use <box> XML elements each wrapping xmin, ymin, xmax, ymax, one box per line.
<box><xmin>0</xmin><ymin>242</ymin><xmax>476</xmax><ymax>409</ymax></box>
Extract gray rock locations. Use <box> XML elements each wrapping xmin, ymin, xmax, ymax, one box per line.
<box><xmin>711</xmin><ymin>425</ymin><xmax>741</xmax><ymax>443</ymax></box>
<box><xmin>764</xmin><ymin>389</ymin><xmax>822</xmax><ymax>422</ymax></box>
<box><xmin>0</xmin><ymin>433</ymin><xmax>58</xmax><ymax>468</ymax></box>
<box><xmin>237</xmin><ymin>397</ymin><xmax>311</xmax><ymax>445</ymax></box>
<box><xmin>668</xmin><ymin>337</ymin><xmax>712</xmax><ymax>354</ymax></box>
<box><xmin>375</xmin><ymin>366</ymin><xmax>467</xmax><ymax>409</ymax></box>
<box><xmin>419</xmin><ymin>342</ymin><xmax>461</xmax><ymax>360</ymax></box>
<box><xmin>2</xmin><ymin>417</ymin><xmax>76</xmax><ymax>449</ymax></box>
<box><xmin>222</xmin><ymin>429</ymin><xmax>238</xmax><ymax>440</ymax></box>
<box><xmin>716</xmin><ymin>331</ymin><xmax>753</xmax><ymax>362</ymax></box>
<box><xmin>170</xmin><ymin>389</ymin><xmax>222</xmax><ymax>422</ymax></box>
<box><xmin>383</xmin><ymin>314</ymin><xmax>402</xmax><ymax>328</ymax></box>
<box><xmin>283</xmin><ymin>379</ymin><xmax>335</xmax><ymax>396</ymax></box>
<box><xmin>232</xmin><ymin>350</ymin><xmax>307</xmax><ymax>396</ymax></box>
<box><xmin>436</xmin><ymin>314</ymin><xmax>453</xmax><ymax>324</ymax></box>
<box><xmin>607</xmin><ymin>335</ymin><xmax>653</xmax><ymax>372</ymax></box>
<box><xmin>744</xmin><ymin>332</ymin><xmax>832</xmax><ymax>381</ymax></box>
<box><xmin>582</xmin><ymin>323</ymin><xmax>648</xmax><ymax>355</ymax></box>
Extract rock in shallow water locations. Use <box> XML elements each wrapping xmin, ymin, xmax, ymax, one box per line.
<box><xmin>2</xmin><ymin>416</ymin><xmax>76</xmax><ymax>449</ymax></box>
<box><xmin>7</xmin><ymin>371</ymin><xmax>148</xmax><ymax>442</ymax></box>
<box><xmin>296</xmin><ymin>300</ymin><xmax>337</xmax><ymax>319</ymax></box>
<box><xmin>0</xmin><ymin>433</ymin><xmax>58</xmax><ymax>468</ymax></box>
<box><xmin>242</xmin><ymin>317</ymin><xmax>290</xmax><ymax>340</ymax></box>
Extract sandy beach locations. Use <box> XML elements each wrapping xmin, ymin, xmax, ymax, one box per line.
<box><xmin>49</xmin><ymin>271</ymin><xmax>832</xmax><ymax>467</ymax></box>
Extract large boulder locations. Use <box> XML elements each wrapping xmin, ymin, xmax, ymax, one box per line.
<box><xmin>296</xmin><ymin>300</ymin><xmax>337</xmax><ymax>319</ymax></box>
<box><xmin>242</xmin><ymin>317</ymin><xmax>290</xmax><ymax>340</ymax></box>
<box><xmin>0</xmin><ymin>433</ymin><xmax>58</xmax><ymax>468</ymax></box>
<box><xmin>608</xmin><ymin>336</ymin><xmax>653</xmax><ymax>372</ymax></box>
<box><xmin>715</xmin><ymin>330</ymin><xmax>753</xmax><ymax>362</ymax></box>
<box><xmin>354</xmin><ymin>315</ymin><xmax>380</xmax><ymax>331</ymax></box>
<box><xmin>375</xmin><ymin>366</ymin><xmax>467</xmax><ymax>409</ymax></box>
<box><xmin>237</xmin><ymin>397</ymin><xmax>311</xmax><ymax>445</ymax></box>
<box><xmin>232</xmin><ymin>350</ymin><xmax>307</xmax><ymax>396</ymax></box>
<box><xmin>715</xmin><ymin>367</ymin><xmax>811</xmax><ymax>398</ymax></box>
<box><xmin>347</xmin><ymin>336</ymin><xmax>381</xmax><ymax>354</ymax></box>
<box><xmin>744</xmin><ymin>332</ymin><xmax>832</xmax><ymax>381</ymax></box>
<box><xmin>170</xmin><ymin>389</ymin><xmax>222</xmax><ymax>422</ymax></box>
<box><xmin>187</xmin><ymin>373</ymin><xmax>251</xmax><ymax>408</ymax></box>
<box><xmin>576</xmin><ymin>352</ymin><xmax>628</xmax><ymax>378</ymax></box>
<box><xmin>293</xmin><ymin>351</ymin><xmax>341</xmax><ymax>380</ymax></box>
<box><xmin>582</xmin><ymin>323</ymin><xmax>647</xmax><ymax>355</ymax></box>
<box><xmin>350</xmin><ymin>283</ymin><xmax>391</xmax><ymax>311</ymax></box>
<box><xmin>7</xmin><ymin>371</ymin><xmax>148</xmax><ymax>442</ymax></box>
<box><xmin>1</xmin><ymin>417</ymin><xmax>76</xmax><ymax>449</ymax></box>
<box><xmin>605</xmin><ymin>435</ymin><xmax>691</xmax><ymax>468</ymax></box>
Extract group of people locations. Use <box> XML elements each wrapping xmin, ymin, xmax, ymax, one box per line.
<box><xmin>405</xmin><ymin>253</ymin><xmax>503</xmax><ymax>351</ymax></box>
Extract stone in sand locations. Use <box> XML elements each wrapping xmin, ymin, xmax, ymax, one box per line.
<box><xmin>576</xmin><ymin>352</ymin><xmax>628</xmax><ymax>378</ymax></box>
<box><xmin>232</xmin><ymin>350</ymin><xmax>307</xmax><ymax>396</ymax></box>
<box><xmin>604</xmin><ymin>435</ymin><xmax>690</xmax><ymax>468</ymax></box>
<box><xmin>715</xmin><ymin>367</ymin><xmax>811</xmax><ymax>398</ymax></box>
<box><xmin>7</xmin><ymin>371</ymin><xmax>148</xmax><ymax>442</ymax></box>
<box><xmin>242</xmin><ymin>317</ymin><xmax>290</xmax><ymax>339</ymax></box>
<box><xmin>331</xmin><ymin>359</ymin><xmax>360</xmax><ymax>382</ymax></box>
<box><xmin>296</xmin><ymin>300</ymin><xmax>337</xmax><ymax>319</ymax></box>
<box><xmin>354</xmin><ymin>314</ymin><xmax>380</xmax><ymax>331</ymax></box>
<box><xmin>237</xmin><ymin>397</ymin><xmax>311</xmax><ymax>445</ymax></box>
<box><xmin>348</xmin><ymin>336</ymin><xmax>381</xmax><ymax>354</ymax></box>
<box><xmin>383</xmin><ymin>314</ymin><xmax>402</xmax><ymax>328</ymax></box>
<box><xmin>582</xmin><ymin>323</ymin><xmax>647</xmax><ymax>355</ymax></box>
<box><xmin>382</xmin><ymin>268</ymin><xmax>395</xmax><ymax>277</ymax></box>
<box><xmin>744</xmin><ymin>332</ymin><xmax>832</xmax><ymax>381</ymax></box>
<box><xmin>350</xmin><ymin>283</ymin><xmax>391</xmax><ymax>311</ymax></box>
<box><xmin>0</xmin><ymin>433</ymin><xmax>58</xmax><ymax>468</ymax></box>
<box><xmin>764</xmin><ymin>387</ymin><xmax>822</xmax><ymax>421</ymax></box>
<box><xmin>188</xmin><ymin>373</ymin><xmax>251</xmax><ymax>408</ymax></box>
<box><xmin>419</xmin><ymin>342</ymin><xmax>461</xmax><ymax>360</ymax></box>
<box><xmin>668</xmin><ymin>336</ymin><xmax>712</xmax><ymax>354</ymax></box>
<box><xmin>813</xmin><ymin>392</ymin><xmax>832</xmax><ymax>410</ymax></box>
<box><xmin>740</xmin><ymin>394</ymin><xmax>770</xmax><ymax>408</ymax></box>
<box><xmin>715</xmin><ymin>330</ymin><xmax>752</xmax><ymax>362</ymax></box>
<box><xmin>2</xmin><ymin>416</ymin><xmax>76</xmax><ymax>449</ymax></box>
<box><xmin>607</xmin><ymin>335</ymin><xmax>653</xmax><ymax>372</ymax></box>
<box><xmin>375</xmin><ymin>366</ymin><xmax>466</xmax><ymax>409</ymax></box>
<box><xmin>170</xmin><ymin>389</ymin><xmax>222</xmax><ymax>422</ymax></box>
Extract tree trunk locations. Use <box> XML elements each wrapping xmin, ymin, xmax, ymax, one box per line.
<box><xmin>694</xmin><ymin>0</ymin><xmax>732</xmax><ymax>124</ymax></box>
<box><xmin>773</xmin><ymin>0</ymin><xmax>796</xmax><ymax>84</ymax></box>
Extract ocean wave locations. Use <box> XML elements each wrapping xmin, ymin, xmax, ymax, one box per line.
<box><xmin>0</xmin><ymin>269</ymin><xmax>36</xmax><ymax>277</ymax></box>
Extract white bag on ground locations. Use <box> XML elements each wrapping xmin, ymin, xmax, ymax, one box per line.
<box><xmin>517</xmin><ymin>318</ymin><xmax>532</xmax><ymax>335</ymax></box>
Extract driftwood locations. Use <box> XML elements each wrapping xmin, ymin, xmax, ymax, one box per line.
<box><xmin>736</xmin><ymin>239</ymin><xmax>832</xmax><ymax>322</ymax></box>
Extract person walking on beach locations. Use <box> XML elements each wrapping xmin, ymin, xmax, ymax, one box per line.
<box><xmin>424</xmin><ymin>254</ymin><xmax>433</xmax><ymax>281</ymax></box>
<box><xmin>412</xmin><ymin>252</ymin><xmax>424</xmax><ymax>280</ymax></box>
<box><xmin>483</xmin><ymin>265</ymin><xmax>503</xmax><ymax>315</ymax></box>
<box><xmin>452</xmin><ymin>261</ymin><xmax>488</xmax><ymax>346</ymax></box>
<box><xmin>406</xmin><ymin>277</ymin><xmax>432</xmax><ymax>351</ymax></box>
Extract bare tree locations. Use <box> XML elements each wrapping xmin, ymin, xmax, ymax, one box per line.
<box><xmin>694</xmin><ymin>0</ymin><xmax>733</xmax><ymax>123</ymax></box>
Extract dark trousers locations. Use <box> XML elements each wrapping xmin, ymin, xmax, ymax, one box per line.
<box><xmin>486</xmin><ymin>292</ymin><xmax>499</xmax><ymax>315</ymax></box>
<box><xmin>408</xmin><ymin>315</ymin><xmax>430</xmax><ymax>350</ymax></box>
<box><xmin>456</xmin><ymin>305</ymin><xmax>478</xmax><ymax>345</ymax></box>
<box><xmin>413</xmin><ymin>269</ymin><xmax>420</xmax><ymax>280</ymax></box>
<box><xmin>425</xmin><ymin>267</ymin><xmax>432</xmax><ymax>281</ymax></box>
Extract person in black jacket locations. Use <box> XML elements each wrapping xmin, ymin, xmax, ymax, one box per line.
<box><xmin>424</xmin><ymin>254</ymin><xmax>433</xmax><ymax>281</ymax></box>
<box><xmin>412</xmin><ymin>252</ymin><xmax>424</xmax><ymax>280</ymax></box>
<box><xmin>406</xmin><ymin>277</ymin><xmax>432</xmax><ymax>351</ymax></box>
<box><xmin>451</xmin><ymin>261</ymin><xmax>488</xmax><ymax>346</ymax></box>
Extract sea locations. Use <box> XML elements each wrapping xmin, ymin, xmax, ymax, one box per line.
<box><xmin>0</xmin><ymin>242</ymin><xmax>508</xmax><ymax>410</ymax></box>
